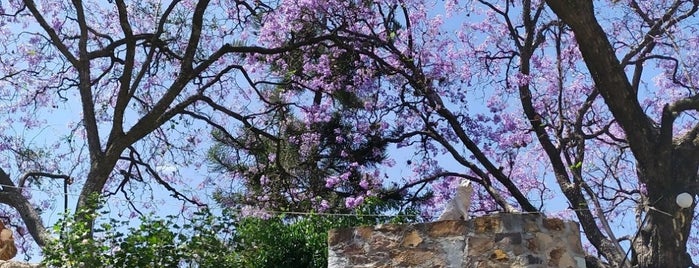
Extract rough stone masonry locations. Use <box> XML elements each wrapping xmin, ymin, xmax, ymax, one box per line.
<box><xmin>328</xmin><ymin>213</ymin><xmax>587</xmax><ymax>268</ymax></box>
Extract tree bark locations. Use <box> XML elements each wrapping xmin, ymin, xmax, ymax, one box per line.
<box><xmin>632</xmin><ymin>144</ymin><xmax>697</xmax><ymax>267</ymax></box>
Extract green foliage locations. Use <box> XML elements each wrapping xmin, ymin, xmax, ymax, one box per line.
<box><xmin>229</xmin><ymin>197</ymin><xmax>418</xmax><ymax>268</ymax></box>
<box><xmin>41</xmin><ymin>197</ymin><xmax>418</xmax><ymax>268</ymax></box>
<box><xmin>233</xmin><ymin>216</ymin><xmax>328</xmax><ymax>268</ymax></box>
<box><xmin>42</xmin><ymin>207</ymin><xmax>237</xmax><ymax>268</ymax></box>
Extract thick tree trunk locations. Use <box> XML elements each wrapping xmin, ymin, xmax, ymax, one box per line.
<box><xmin>633</xmin><ymin>148</ymin><xmax>696</xmax><ymax>268</ymax></box>
<box><xmin>634</xmin><ymin>202</ymin><xmax>694</xmax><ymax>267</ymax></box>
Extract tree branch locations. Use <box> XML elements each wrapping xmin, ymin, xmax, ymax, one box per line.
<box><xmin>0</xmin><ymin>168</ymin><xmax>50</xmax><ymax>248</ymax></box>
<box><xmin>667</xmin><ymin>94</ymin><xmax>699</xmax><ymax>115</ymax></box>
<box><xmin>546</xmin><ymin>0</ymin><xmax>658</xmax><ymax>165</ymax></box>
<box><xmin>120</xmin><ymin>147</ymin><xmax>206</xmax><ymax>207</ymax></box>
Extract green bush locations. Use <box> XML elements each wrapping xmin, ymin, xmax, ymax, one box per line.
<box><xmin>42</xmin><ymin>209</ymin><xmax>237</xmax><ymax>268</ymax></box>
<box><xmin>42</xmin><ymin>197</ymin><xmax>418</xmax><ymax>267</ymax></box>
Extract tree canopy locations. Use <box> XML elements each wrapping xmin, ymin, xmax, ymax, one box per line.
<box><xmin>0</xmin><ymin>0</ymin><xmax>697</xmax><ymax>267</ymax></box>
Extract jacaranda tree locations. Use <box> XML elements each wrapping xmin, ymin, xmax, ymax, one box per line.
<box><xmin>0</xmin><ymin>0</ymin><xmax>339</xmax><ymax>258</ymax></box>
<box><xmin>0</xmin><ymin>0</ymin><xmax>698</xmax><ymax>267</ymax></box>
<box><xmin>246</xmin><ymin>0</ymin><xmax>699</xmax><ymax>267</ymax></box>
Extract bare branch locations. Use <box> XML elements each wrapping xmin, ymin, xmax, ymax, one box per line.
<box><xmin>120</xmin><ymin>147</ymin><xmax>206</xmax><ymax>207</ymax></box>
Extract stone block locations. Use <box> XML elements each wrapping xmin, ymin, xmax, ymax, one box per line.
<box><xmin>535</xmin><ymin>232</ymin><xmax>554</xmax><ymax>250</ymax></box>
<box><xmin>526</xmin><ymin>238</ymin><xmax>539</xmax><ymax>252</ymax></box>
<box><xmin>356</xmin><ymin>226</ymin><xmax>374</xmax><ymax>240</ymax></box>
<box><xmin>401</xmin><ymin>230</ymin><xmax>423</xmax><ymax>248</ymax></box>
<box><xmin>474</xmin><ymin>216</ymin><xmax>501</xmax><ymax>233</ymax></box>
<box><xmin>557</xmin><ymin>251</ymin><xmax>582</xmax><ymax>268</ymax></box>
<box><xmin>567</xmin><ymin>234</ymin><xmax>585</xmax><ymax>253</ymax></box>
<box><xmin>525</xmin><ymin>254</ymin><xmax>544</xmax><ymax>265</ymax></box>
<box><xmin>370</xmin><ymin>233</ymin><xmax>399</xmax><ymax>250</ymax></box>
<box><xmin>467</xmin><ymin>236</ymin><xmax>494</xmax><ymax>256</ymax></box>
<box><xmin>439</xmin><ymin>239</ymin><xmax>465</xmax><ymax>266</ymax></box>
<box><xmin>499</xmin><ymin>213</ymin><xmax>531</xmax><ymax>232</ymax></box>
<box><xmin>391</xmin><ymin>249</ymin><xmax>444</xmax><ymax>267</ymax></box>
<box><xmin>427</xmin><ymin>220</ymin><xmax>467</xmax><ymax>237</ymax></box>
<box><xmin>548</xmin><ymin>247</ymin><xmax>564</xmax><ymax>267</ymax></box>
<box><xmin>543</xmin><ymin>218</ymin><xmax>565</xmax><ymax>231</ymax></box>
<box><xmin>490</xmin><ymin>249</ymin><xmax>509</xmax><ymax>262</ymax></box>
<box><xmin>494</xmin><ymin>232</ymin><xmax>522</xmax><ymax>245</ymax></box>
<box><xmin>327</xmin><ymin>227</ymin><xmax>353</xmax><ymax>247</ymax></box>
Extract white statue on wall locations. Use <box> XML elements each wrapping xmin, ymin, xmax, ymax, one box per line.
<box><xmin>437</xmin><ymin>179</ymin><xmax>474</xmax><ymax>221</ymax></box>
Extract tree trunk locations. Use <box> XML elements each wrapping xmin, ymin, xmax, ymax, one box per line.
<box><xmin>75</xmin><ymin>153</ymin><xmax>123</xmax><ymax>236</ymax></box>
<box><xmin>633</xmin><ymin>148</ymin><xmax>696</xmax><ymax>268</ymax></box>
<box><xmin>634</xmin><ymin>203</ymin><xmax>694</xmax><ymax>268</ymax></box>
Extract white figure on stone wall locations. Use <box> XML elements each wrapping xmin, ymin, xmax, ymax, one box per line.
<box><xmin>437</xmin><ymin>179</ymin><xmax>474</xmax><ymax>221</ymax></box>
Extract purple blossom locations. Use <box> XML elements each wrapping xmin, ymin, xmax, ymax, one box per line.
<box><xmin>240</xmin><ymin>205</ymin><xmax>272</xmax><ymax>220</ymax></box>
<box><xmin>514</xmin><ymin>72</ymin><xmax>531</xmax><ymax>87</ymax></box>
<box><xmin>344</xmin><ymin>195</ymin><xmax>365</xmax><ymax>209</ymax></box>
<box><xmin>318</xmin><ymin>199</ymin><xmax>330</xmax><ymax>212</ymax></box>
<box><xmin>359</xmin><ymin>179</ymin><xmax>369</xmax><ymax>190</ymax></box>
<box><xmin>260</xmin><ymin>175</ymin><xmax>270</xmax><ymax>186</ymax></box>
<box><xmin>325</xmin><ymin>175</ymin><xmax>340</xmax><ymax>188</ymax></box>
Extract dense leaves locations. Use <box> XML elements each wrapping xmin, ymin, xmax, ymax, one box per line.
<box><xmin>42</xmin><ymin>197</ymin><xmax>417</xmax><ymax>268</ymax></box>
<box><xmin>231</xmin><ymin>197</ymin><xmax>417</xmax><ymax>268</ymax></box>
<box><xmin>43</xmin><ymin>209</ymin><xmax>236</xmax><ymax>267</ymax></box>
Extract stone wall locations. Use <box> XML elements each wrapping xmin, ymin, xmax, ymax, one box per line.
<box><xmin>0</xmin><ymin>261</ymin><xmax>40</xmax><ymax>268</ymax></box>
<box><xmin>328</xmin><ymin>213</ymin><xmax>586</xmax><ymax>268</ymax></box>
